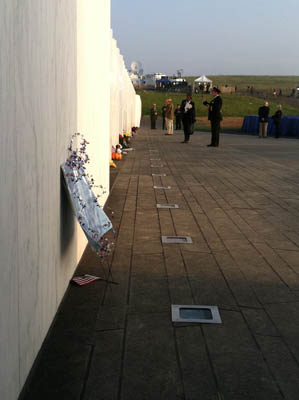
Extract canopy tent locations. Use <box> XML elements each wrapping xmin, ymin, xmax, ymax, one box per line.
<box><xmin>193</xmin><ymin>75</ymin><xmax>212</xmax><ymax>92</ymax></box>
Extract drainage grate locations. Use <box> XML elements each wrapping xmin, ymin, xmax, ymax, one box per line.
<box><xmin>171</xmin><ymin>305</ymin><xmax>222</xmax><ymax>324</ymax></box>
<box><xmin>153</xmin><ymin>186</ymin><xmax>171</xmax><ymax>190</ymax></box>
<box><xmin>161</xmin><ymin>235</ymin><xmax>192</xmax><ymax>244</ymax></box>
<box><xmin>151</xmin><ymin>165</ymin><xmax>163</xmax><ymax>168</ymax></box>
<box><xmin>156</xmin><ymin>204</ymin><xmax>179</xmax><ymax>209</ymax></box>
<box><xmin>152</xmin><ymin>173</ymin><xmax>167</xmax><ymax>177</ymax></box>
<box><xmin>150</xmin><ymin>158</ymin><xmax>161</xmax><ymax>161</ymax></box>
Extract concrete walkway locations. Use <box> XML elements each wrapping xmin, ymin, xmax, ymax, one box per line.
<box><xmin>21</xmin><ymin>120</ymin><xmax>299</xmax><ymax>400</ymax></box>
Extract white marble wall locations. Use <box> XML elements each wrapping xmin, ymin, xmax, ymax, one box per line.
<box><xmin>0</xmin><ymin>4</ymin><xmax>19</xmax><ymax>398</ymax></box>
<box><xmin>135</xmin><ymin>95</ymin><xmax>142</xmax><ymax>127</ymax></box>
<box><xmin>77</xmin><ymin>0</ymin><xmax>111</xmax><ymax>207</ymax></box>
<box><xmin>110</xmin><ymin>36</ymin><xmax>121</xmax><ymax>149</ymax></box>
<box><xmin>109</xmin><ymin>33</ymin><xmax>141</xmax><ymax>151</ymax></box>
<box><xmin>0</xmin><ymin>2</ymin><xmax>78</xmax><ymax>399</ymax></box>
<box><xmin>0</xmin><ymin>1</ymin><xmax>139</xmax><ymax>399</ymax></box>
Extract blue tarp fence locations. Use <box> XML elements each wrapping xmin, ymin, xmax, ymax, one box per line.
<box><xmin>242</xmin><ymin>116</ymin><xmax>299</xmax><ymax>137</ymax></box>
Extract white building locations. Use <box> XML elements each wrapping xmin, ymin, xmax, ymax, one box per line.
<box><xmin>0</xmin><ymin>2</ymin><xmax>140</xmax><ymax>399</ymax></box>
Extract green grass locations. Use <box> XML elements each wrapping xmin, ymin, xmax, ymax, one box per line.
<box><xmin>220</xmin><ymin>95</ymin><xmax>298</xmax><ymax>117</ymax></box>
<box><xmin>184</xmin><ymin>75</ymin><xmax>299</xmax><ymax>92</ymax></box>
<box><xmin>137</xmin><ymin>91</ymin><xmax>299</xmax><ymax>118</ymax></box>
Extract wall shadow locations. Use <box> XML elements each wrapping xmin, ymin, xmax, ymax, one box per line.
<box><xmin>60</xmin><ymin>169</ymin><xmax>75</xmax><ymax>255</ymax></box>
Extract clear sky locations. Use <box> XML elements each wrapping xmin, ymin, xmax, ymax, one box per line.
<box><xmin>111</xmin><ymin>0</ymin><xmax>299</xmax><ymax>76</ymax></box>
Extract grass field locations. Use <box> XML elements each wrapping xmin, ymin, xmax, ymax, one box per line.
<box><xmin>137</xmin><ymin>76</ymin><xmax>299</xmax><ymax>123</ymax></box>
<box><xmin>185</xmin><ymin>75</ymin><xmax>299</xmax><ymax>92</ymax></box>
<box><xmin>138</xmin><ymin>91</ymin><xmax>299</xmax><ymax>118</ymax></box>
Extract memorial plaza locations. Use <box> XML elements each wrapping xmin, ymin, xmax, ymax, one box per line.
<box><xmin>21</xmin><ymin>120</ymin><xmax>299</xmax><ymax>400</ymax></box>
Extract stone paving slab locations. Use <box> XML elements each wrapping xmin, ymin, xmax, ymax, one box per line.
<box><xmin>175</xmin><ymin>325</ymin><xmax>219</xmax><ymax>400</ymax></box>
<box><xmin>203</xmin><ymin>310</ymin><xmax>283</xmax><ymax>399</ymax></box>
<box><xmin>21</xmin><ymin>120</ymin><xmax>299</xmax><ymax>400</ymax></box>
<box><xmin>121</xmin><ymin>312</ymin><xmax>183</xmax><ymax>400</ymax></box>
<box><xmin>83</xmin><ymin>330</ymin><xmax>123</xmax><ymax>400</ymax></box>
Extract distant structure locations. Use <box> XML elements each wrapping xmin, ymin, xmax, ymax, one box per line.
<box><xmin>128</xmin><ymin>61</ymin><xmax>144</xmax><ymax>87</ymax></box>
<box><xmin>220</xmin><ymin>85</ymin><xmax>236</xmax><ymax>94</ymax></box>
<box><xmin>128</xmin><ymin>61</ymin><xmax>166</xmax><ymax>89</ymax></box>
<box><xmin>130</xmin><ymin>60</ymin><xmax>143</xmax><ymax>76</ymax></box>
<box><xmin>145</xmin><ymin>73</ymin><xmax>167</xmax><ymax>89</ymax></box>
<box><xmin>128</xmin><ymin>62</ymin><xmax>188</xmax><ymax>91</ymax></box>
<box><xmin>193</xmin><ymin>75</ymin><xmax>212</xmax><ymax>93</ymax></box>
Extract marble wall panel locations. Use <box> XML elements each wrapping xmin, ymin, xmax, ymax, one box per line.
<box><xmin>0</xmin><ymin>3</ymin><xmax>20</xmax><ymax>399</ymax></box>
<box><xmin>77</xmin><ymin>0</ymin><xmax>111</xmax><ymax>205</ymax></box>
<box><xmin>54</xmin><ymin>1</ymin><xmax>79</xmax><ymax>303</ymax></box>
<box><xmin>13</xmin><ymin>0</ymin><xmax>78</xmax><ymax>388</ymax></box>
<box><xmin>110</xmin><ymin>35</ymin><xmax>121</xmax><ymax>149</ymax></box>
<box><xmin>0</xmin><ymin>0</ymin><xmax>138</xmax><ymax>398</ymax></box>
<box><xmin>135</xmin><ymin>94</ymin><xmax>142</xmax><ymax>127</ymax></box>
<box><xmin>0</xmin><ymin>0</ymin><xmax>79</xmax><ymax>398</ymax></box>
<box><xmin>108</xmin><ymin>33</ymin><xmax>140</xmax><ymax>150</ymax></box>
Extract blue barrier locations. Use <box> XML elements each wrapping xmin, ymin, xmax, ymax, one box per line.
<box><xmin>242</xmin><ymin>116</ymin><xmax>299</xmax><ymax>137</ymax></box>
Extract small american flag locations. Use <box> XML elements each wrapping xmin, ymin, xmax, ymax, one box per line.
<box><xmin>71</xmin><ymin>274</ymin><xmax>101</xmax><ymax>286</ymax></box>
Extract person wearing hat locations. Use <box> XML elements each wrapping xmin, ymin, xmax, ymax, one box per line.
<box><xmin>180</xmin><ymin>94</ymin><xmax>196</xmax><ymax>143</ymax></box>
<box><xmin>203</xmin><ymin>87</ymin><xmax>223</xmax><ymax>147</ymax></box>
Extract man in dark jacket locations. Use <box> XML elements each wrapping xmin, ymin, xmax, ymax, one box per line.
<box><xmin>174</xmin><ymin>104</ymin><xmax>182</xmax><ymax>130</ymax></box>
<box><xmin>180</xmin><ymin>94</ymin><xmax>196</xmax><ymax>143</ymax></box>
<box><xmin>150</xmin><ymin>104</ymin><xmax>158</xmax><ymax>129</ymax></box>
<box><xmin>258</xmin><ymin>101</ymin><xmax>269</xmax><ymax>138</ymax></box>
<box><xmin>203</xmin><ymin>87</ymin><xmax>222</xmax><ymax>147</ymax></box>
<box><xmin>161</xmin><ymin>103</ymin><xmax>167</xmax><ymax>130</ymax></box>
<box><xmin>272</xmin><ymin>105</ymin><xmax>282</xmax><ymax>138</ymax></box>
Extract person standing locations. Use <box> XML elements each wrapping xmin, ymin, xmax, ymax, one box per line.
<box><xmin>175</xmin><ymin>104</ymin><xmax>182</xmax><ymax>130</ymax></box>
<box><xmin>150</xmin><ymin>104</ymin><xmax>158</xmax><ymax>129</ymax></box>
<box><xmin>203</xmin><ymin>87</ymin><xmax>222</xmax><ymax>147</ymax></box>
<box><xmin>161</xmin><ymin>103</ymin><xmax>167</xmax><ymax>130</ymax></box>
<box><xmin>258</xmin><ymin>101</ymin><xmax>270</xmax><ymax>138</ymax></box>
<box><xmin>165</xmin><ymin>99</ymin><xmax>174</xmax><ymax>135</ymax></box>
<box><xmin>180</xmin><ymin>94</ymin><xmax>196</xmax><ymax>143</ymax></box>
<box><xmin>272</xmin><ymin>105</ymin><xmax>282</xmax><ymax>138</ymax></box>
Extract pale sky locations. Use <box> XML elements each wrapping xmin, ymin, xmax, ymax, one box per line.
<box><xmin>111</xmin><ymin>0</ymin><xmax>299</xmax><ymax>76</ymax></box>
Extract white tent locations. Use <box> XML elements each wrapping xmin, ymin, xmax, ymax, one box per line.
<box><xmin>193</xmin><ymin>75</ymin><xmax>212</xmax><ymax>92</ymax></box>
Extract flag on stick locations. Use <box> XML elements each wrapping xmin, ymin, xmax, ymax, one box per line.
<box><xmin>71</xmin><ymin>274</ymin><xmax>101</xmax><ymax>286</ymax></box>
<box><xmin>71</xmin><ymin>274</ymin><xmax>118</xmax><ymax>286</ymax></box>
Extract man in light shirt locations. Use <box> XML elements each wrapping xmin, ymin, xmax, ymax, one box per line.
<box><xmin>165</xmin><ymin>98</ymin><xmax>174</xmax><ymax>135</ymax></box>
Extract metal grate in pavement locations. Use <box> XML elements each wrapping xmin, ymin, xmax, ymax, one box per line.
<box><xmin>161</xmin><ymin>235</ymin><xmax>192</xmax><ymax>243</ymax></box>
<box><xmin>152</xmin><ymin>173</ymin><xmax>166</xmax><ymax>176</ymax></box>
<box><xmin>156</xmin><ymin>204</ymin><xmax>179</xmax><ymax>209</ymax></box>
<box><xmin>171</xmin><ymin>305</ymin><xmax>222</xmax><ymax>324</ymax></box>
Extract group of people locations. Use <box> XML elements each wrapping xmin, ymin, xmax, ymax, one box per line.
<box><xmin>150</xmin><ymin>86</ymin><xmax>223</xmax><ymax>147</ymax></box>
<box><xmin>258</xmin><ymin>101</ymin><xmax>282</xmax><ymax>138</ymax></box>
